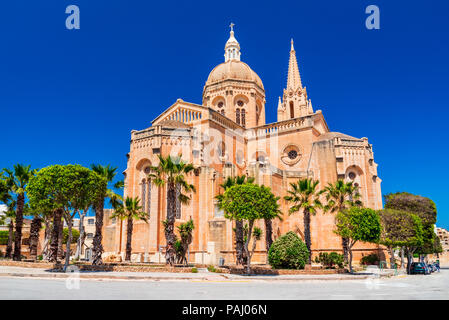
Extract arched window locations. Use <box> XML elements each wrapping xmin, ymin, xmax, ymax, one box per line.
<box><xmin>241</xmin><ymin>109</ymin><xmax>246</xmax><ymax>127</ymax></box>
<box><xmin>220</xmin><ymin>109</ymin><xmax>225</xmax><ymax>116</ymax></box>
<box><xmin>290</xmin><ymin>101</ymin><xmax>294</xmax><ymax>119</ymax></box>
<box><xmin>236</xmin><ymin>108</ymin><xmax>240</xmax><ymax>125</ymax></box>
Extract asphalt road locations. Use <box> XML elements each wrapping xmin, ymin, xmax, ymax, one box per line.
<box><xmin>1</xmin><ymin>270</ymin><xmax>448</xmax><ymax>300</ymax></box>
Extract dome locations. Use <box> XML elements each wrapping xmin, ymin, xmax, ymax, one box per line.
<box><xmin>205</xmin><ymin>60</ymin><xmax>264</xmax><ymax>90</ymax></box>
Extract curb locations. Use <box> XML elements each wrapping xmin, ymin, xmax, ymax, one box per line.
<box><xmin>0</xmin><ymin>272</ymin><xmax>379</xmax><ymax>281</ymax></box>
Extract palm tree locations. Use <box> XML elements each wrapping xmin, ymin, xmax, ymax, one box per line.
<box><xmin>3</xmin><ymin>164</ymin><xmax>35</xmax><ymax>261</ymax></box>
<box><xmin>90</xmin><ymin>164</ymin><xmax>120</xmax><ymax>265</ymax></box>
<box><xmin>148</xmin><ymin>155</ymin><xmax>195</xmax><ymax>266</ymax></box>
<box><xmin>176</xmin><ymin>219</ymin><xmax>195</xmax><ymax>265</ymax></box>
<box><xmin>322</xmin><ymin>180</ymin><xmax>362</xmax><ymax>264</ymax></box>
<box><xmin>3</xmin><ymin>200</ymin><xmax>16</xmax><ymax>259</ymax></box>
<box><xmin>216</xmin><ymin>175</ymin><xmax>254</xmax><ymax>265</ymax></box>
<box><xmin>284</xmin><ymin>178</ymin><xmax>323</xmax><ymax>264</ymax></box>
<box><xmin>112</xmin><ymin>196</ymin><xmax>148</xmax><ymax>261</ymax></box>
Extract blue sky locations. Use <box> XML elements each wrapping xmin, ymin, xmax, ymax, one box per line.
<box><xmin>0</xmin><ymin>1</ymin><xmax>448</xmax><ymax>227</ymax></box>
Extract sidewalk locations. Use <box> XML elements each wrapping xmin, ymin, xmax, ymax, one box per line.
<box><xmin>0</xmin><ymin>266</ymin><xmax>397</xmax><ymax>282</ymax></box>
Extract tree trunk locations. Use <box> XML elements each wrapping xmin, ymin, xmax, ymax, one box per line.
<box><xmin>5</xmin><ymin>220</ymin><xmax>14</xmax><ymax>259</ymax></box>
<box><xmin>49</xmin><ymin>208</ymin><xmax>63</xmax><ymax>263</ymax></box>
<box><xmin>245</xmin><ymin>220</ymin><xmax>254</xmax><ymax>275</ymax></box>
<box><xmin>164</xmin><ymin>184</ymin><xmax>176</xmax><ymax>266</ymax></box>
<box><xmin>342</xmin><ymin>237</ymin><xmax>349</xmax><ymax>264</ymax></box>
<box><xmin>29</xmin><ymin>215</ymin><xmax>42</xmax><ymax>260</ymax></box>
<box><xmin>74</xmin><ymin>211</ymin><xmax>86</xmax><ymax>260</ymax></box>
<box><xmin>235</xmin><ymin>220</ymin><xmax>247</xmax><ymax>266</ymax></box>
<box><xmin>13</xmin><ymin>193</ymin><xmax>25</xmax><ymax>261</ymax></box>
<box><xmin>92</xmin><ymin>199</ymin><xmax>104</xmax><ymax>265</ymax></box>
<box><xmin>64</xmin><ymin>217</ymin><xmax>73</xmax><ymax>271</ymax></box>
<box><xmin>125</xmin><ymin>216</ymin><xmax>133</xmax><ymax>261</ymax></box>
<box><xmin>264</xmin><ymin>218</ymin><xmax>273</xmax><ymax>253</ymax></box>
<box><xmin>388</xmin><ymin>246</ymin><xmax>395</xmax><ymax>269</ymax></box>
<box><xmin>349</xmin><ymin>246</ymin><xmax>354</xmax><ymax>273</ymax></box>
<box><xmin>303</xmin><ymin>209</ymin><xmax>312</xmax><ymax>264</ymax></box>
<box><xmin>406</xmin><ymin>250</ymin><xmax>413</xmax><ymax>275</ymax></box>
<box><xmin>57</xmin><ymin>217</ymin><xmax>64</xmax><ymax>260</ymax></box>
<box><xmin>42</xmin><ymin>218</ymin><xmax>51</xmax><ymax>261</ymax></box>
<box><xmin>400</xmin><ymin>247</ymin><xmax>405</xmax><ymax>269</ymax></box>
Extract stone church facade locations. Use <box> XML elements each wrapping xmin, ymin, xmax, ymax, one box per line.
<box><xmin>102</xmin><ymin>27</ymin><xmax>384</xmax><ymax>264</ymax></box>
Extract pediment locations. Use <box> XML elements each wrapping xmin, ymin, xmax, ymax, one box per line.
<box><xmin>151</xmin><ymin>99</ymin><xmax>208</xmax><ymax>127</ymax></box>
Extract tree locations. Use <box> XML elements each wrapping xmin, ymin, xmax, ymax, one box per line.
<box><xmin>216</xmin><ymin>175</ymin><xmax>254</xmax><ymax>265</ymax></box>
<box><xmin>379</xmin><ymin>209</ymin><xmax>424</xmax><ymax>269</ymax></box>
<box><xmin>112</xmin><ymin>196</ymin><xmax>148</xmax><ymax>261</ymax></box>
<box><xmin>90</xmin><ymin>164</ymin><xmax>121</xmax><ymax>265</ymax></box>
<box><xmin>176</xmin><ymin>218</ymin><xmax>195</xmax><ymax>265</ymax></box>
<box><xmin>27</xmin><ymin>165</ymin><xmax>106</xmax><ymax>270</ymax></box>
<box><xmin>148</xmin><ymin>155</ymin><xmax>195</xmax><ymax>266</ymax></box>
<box><xmin>334</xmin><ymin>207</ymin><xmax>381</xmax><ymax>272</ymax></box>
<box><xmin>323</xmin><ymin>180</ymin><xmax>362</xmax><ymax>264</ymax></box>
<box><xmin>284</xmin><ymin>178</ymin><xmax>323</xmax><ymax>264</ymax></box>
<box><xmin>384</xmin><ymin>192</ymin><xmax>437</xmax><ymax>272</ymax></box>
<box><xmin>3</xmin><ymin>200</ymin><xmax>16</xmax><ymax>259</ymax></box>
<box><xmin>220</xmin><ymin>183</ymin><xmax>280</xmax><ymax>274</ymax></box>
<box><xmin>26</xmin><ymin>204</ymin><xmax>44</xmax><ymax>260</ymax></box>
<box><xmin>3</xmin><ymin>164</ymin><xmax>36</xmax><ymax>261</ymax></box>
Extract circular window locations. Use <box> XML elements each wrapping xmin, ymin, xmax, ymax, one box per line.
<box><xmin>288</xmin><ymin>150</ymin><xmax>298</xmax><ymax>160</ymax></box>
<box><xmin>348</xmin><ymin>172</ymin><xmax>356</xmax><ymax>180</ymax></box>
<box><xmin>281</xmin><ymin>145</ymin><xmax>301</xmax><ymax>165</ymax></box>
<box><xmin>217</xmin><ymin>102</ymin><xmax>224</xmax><ymax>108</ymax></box>
<box><xmin>237</xmin><ymin>100</ymin><xmax>244</xmax><ymax>107</ymax></box>
<box><xmin>144</xmin><ymin>167</ymin><xmax>151</xmax><ymax>174</ymax></box>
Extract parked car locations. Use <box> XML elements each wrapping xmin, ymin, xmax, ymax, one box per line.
<box><xmin>410</xmin><ymin>262</ymin><xmax>431</xmax><ymax>275</ymax></box>
<box><xmin>427</xmin><ymin>263</ymin><xmax>435</xmax><ymax>272</ymax></box>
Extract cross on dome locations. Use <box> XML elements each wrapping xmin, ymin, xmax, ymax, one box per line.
<box><xmin>224</xmin><ymin>23</ymin><xmax>241</xmax><ymax>62</ymax></box>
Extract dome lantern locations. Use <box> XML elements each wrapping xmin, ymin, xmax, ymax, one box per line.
<box><xmin>224</xmin><ymin>23</ymin><xmax>241</xmax><ymax>62</ymax></box>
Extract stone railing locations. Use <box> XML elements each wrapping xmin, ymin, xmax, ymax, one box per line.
<box><xmin>246</xmin><ymin>116</ymin><xmax>310</xmax><ymax>139</ymax></box>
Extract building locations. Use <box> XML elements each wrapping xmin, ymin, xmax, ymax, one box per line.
<box><xmin>103</xmin><ymin>26</ymin><xmax>384</xmax><ymax>264</ymax></box>
<box><xmin>68</xmin><ymin>216</ymin><xmax>97</xmax><ymax>260</ymax></box>
<box><xmin>436</xmin><ymin>227</ymin><xmax>449</xmax><ymax>252</ymax></box>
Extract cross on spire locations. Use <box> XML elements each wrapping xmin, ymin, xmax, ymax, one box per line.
<box><xmin>230</xmin><ymin>22</ymin><xmax>235</xmax><ymax>32</ymax></box>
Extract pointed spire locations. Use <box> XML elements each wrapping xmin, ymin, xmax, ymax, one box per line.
<box><xmin>224</xmin><ymin>23</ymin><xmax>241</xmax><ymax>62</ymax></box>
<box><xmin>287</xmin><ymin>38</ymin><xmax>302</xmax><ymax>90</ymax></box>
<box><xmin>277</xmin><ymin>96</ymin><xmax>283</xmax><ymax>110</ymax></box>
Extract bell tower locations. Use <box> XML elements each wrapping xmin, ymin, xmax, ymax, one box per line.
<box><xmin>278</xmin><ymin>39</ymin><xmax>313</xmax><ymax>121</ymax></box>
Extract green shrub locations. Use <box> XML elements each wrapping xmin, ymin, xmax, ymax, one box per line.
<box><xmin>191</xmin><ymin>267</ymin><xmax>198</xmax><ymax>273</ymax></box>
<box><xmin>37</xmin><ymin>255</ymin><xmax>43</xmax><ymax>261</ymax></box>
<box><xmin>62</xmin><ymin>228</ymin><xmax>80</xmax><ymax>244</ymax></box>
<box><xmin>268</xmin><ymin>232</ymin><xmax>309</xmax><ymax>269</ymax></box>
<box><xmin>315</xmin><ymin>252</ymin><xmax>344</xmax><ymax>268</ymax></box>
<box><xmin>207</xmin><ymin>265</ymin><xmax>217</xmax><ymax>272</ymax></box>
<box><xmin>0</xmin><ymin>230</ymin><xmax>10</xmax><ymax>245</ymax></box>
<box><xmin>360</xmin><ymin>253</ymin><xmax>379</xmax><ymax>265</ymax></box>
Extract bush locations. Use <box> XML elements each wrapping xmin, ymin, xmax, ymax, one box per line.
<box><xmin>0</xmin><ymin>230</ymin><xmax>9</xmax><ymax>245</ymax></box>
<box><xmin>37</xmin><ymin>255</ymin><xmax>43</xmax><ymax>261</ymax></box>
<box><xmin>62</xmin><ymin>228</ymin><xmax>80</xmax><ymax>244</ymax></box>
<box><xmin>207</xmin><ymin>265</ymin><xmax>217</xmax><ymax>272</ymax></box>
<box><xmin>360</xmin><ymin>253</ymin><xmax>379</xmax><ymax>265</ymax></box>
<box><xmin>315</xmin><ymin>252</ymin><xmax>344</xmax><ymax>269</ymax></box>
<box><xmin>191</xmin><ymin>267</ymin><xmax>198</xmax><ymax>273</ymax></box>
<box><xmin>268</xmin><ymin>232</ymin><xmax>309</xmax><ymax>269</ymax></box>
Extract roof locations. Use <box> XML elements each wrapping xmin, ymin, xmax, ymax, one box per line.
<box><xmin>317</xmin><ymin>131</ymin><xmax>360</xmax><ymax>141</ymax></box>
<box><xmin>157</xmin><ymin>119</ymin><xmax>190</xmax><ymax>129</ymax></box>
<box><xmin>205</xmin><ymin>60</ymin><xmax>264</xmax><ymax>90</ymax></box>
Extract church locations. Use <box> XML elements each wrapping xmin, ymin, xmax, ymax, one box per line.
<box><xmin>102</xmin><ymin>26</ymin><xmax>384</xmax><ymax>264</ymax></box>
